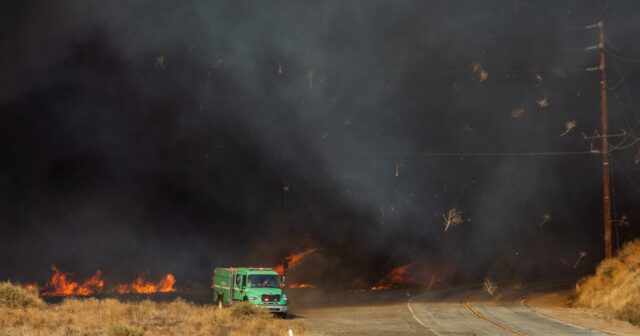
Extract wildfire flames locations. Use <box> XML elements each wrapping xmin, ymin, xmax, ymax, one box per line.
<box><xmin>289</xmin><ymin>283</ymin><xmax>315</xmax><ymax>289</ymax></box>
<box><xmin>116</xmin><ymin>274</ymin><xmax>176</xmax><ymax>294</ymax></box>
<box><xmin>370</xmin><ymin>263</ymin><xmax>414</xmax><ymax>291</ymax></box>
<box><xmin>25</xmin><ymin>265</ymin><xmax>176</xmax><ymax>297</ymax></box>
<box><xmin>369</xmin><ymin>262</ymin><xmax>453</xmax><ymax>291</ymax></box>
<box><xmin>43</xmin><ymin>266</ymin><xmax>104</xmax><ymax>296</ymax></box>
<box><xmin>274</xmin><ymin>248</ymin><xmax>317</xmax><ymax>276</ymax></box>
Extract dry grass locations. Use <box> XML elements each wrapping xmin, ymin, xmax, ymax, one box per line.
<box><xmin>0</xmin><ymin>283</ymin><xmax>306</xmax><ymax>336</ymax></box>
<box><xmin>574</xmin><ymin>239</ymin><xmax>640</xmax><ymax>325</ymax></box>
<box><xmin>0</xmin><ymin>282</ymin><xmax>44</xmax><ymax>308</ymax></box>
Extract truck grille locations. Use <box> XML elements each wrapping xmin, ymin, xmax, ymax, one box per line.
<box><xmin>261</xmin><ymin>294</ymin><xmax>280</xmax><ymax>302</ymax></box>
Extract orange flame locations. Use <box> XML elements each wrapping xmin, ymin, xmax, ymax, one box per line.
<box><xmin>22</xmin><ymin>283</ymin><xmax>40</xmax><ymax>294</ymax></box>
<box><xmin>289</xmin><ymin>283</ymin><xmax>315</xmax><ymax>289</ymax></box>
<box><xmin>370</xmin><ymin>263</ymin><xmax>414</xmax><ymax>291</ymax></box>
<box><xmin>369</xmin><ymin>262</ymin><xmax>454</xmax><ymax>291</ymax></box>
<box><xmin>274</xmin><ymin>248</ymin><xmax>317</xmax><ymax>276</ymax></box>
<box><xmin>116</xmin><ymin>274</ymin><xmax>176</xmax><ymax>294</ymax></box>
<box><xmin>27</xmin><ymin>266</ymin><xmax>175</xmax><ymax>297</ymax></box>
<box><xmin>43</xmin><ymin>266</ymin><xmax>104</xmax><ymax>296</ymax></box>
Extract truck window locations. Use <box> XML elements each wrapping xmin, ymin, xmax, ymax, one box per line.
<box><xmin>248</xmin><ymin>274</ymin><xmax>280</xmax><ymax>288</ymax></box>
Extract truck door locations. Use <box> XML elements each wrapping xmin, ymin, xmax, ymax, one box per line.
<box><xmin>233</xmin><ymin>273</ymin><xmax>247</xmax><ymax>300</ymax></box>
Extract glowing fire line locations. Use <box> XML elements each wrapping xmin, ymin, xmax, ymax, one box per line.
<box><xmin>25</xmin><ymin>266</ymin><xmax>176</xmax><ymax>297</ymax></box>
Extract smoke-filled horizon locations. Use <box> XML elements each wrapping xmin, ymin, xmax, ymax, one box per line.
<box><xmin>2</xmin><ymin>0</ymin><xmax>640</xmax><ymax>288</ymax></box>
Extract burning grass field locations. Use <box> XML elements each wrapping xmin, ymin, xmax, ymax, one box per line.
<box><xmin>0</xmin><ymin>283</ymin><xmax>307</xmax><ymax>336</ymax></box>
<box><xmin>574</xmin><ymin>239</ymin><xmax>640</xmax><ymax>325</ymax></box>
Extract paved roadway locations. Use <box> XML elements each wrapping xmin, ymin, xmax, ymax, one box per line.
<box><xmin>293</xmin><ymin>284</ymin><xmax>610</xmax><ymax>335</ymax></box>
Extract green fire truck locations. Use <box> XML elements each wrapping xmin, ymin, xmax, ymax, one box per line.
<box><xmin>212</xmin><ymin>267</ymin><xmax>288</xmax><ymax>314</ymax></box>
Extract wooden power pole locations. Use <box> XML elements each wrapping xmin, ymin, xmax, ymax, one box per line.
<box><xmin>597</xmin><ymin>21</ymin><xmax>613</xmax><ymax>259</ymax></box>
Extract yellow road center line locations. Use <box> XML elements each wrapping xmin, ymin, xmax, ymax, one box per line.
<box><xmin>463</xmin><ymin>300</ymin><xmax>528</xmax><ymax>336</ymax></box>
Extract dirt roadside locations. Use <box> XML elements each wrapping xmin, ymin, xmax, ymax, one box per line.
<box><xmin>526</xmin><ymin>290</ymin><xmax>640</xmax><ymax>336</ymax></box>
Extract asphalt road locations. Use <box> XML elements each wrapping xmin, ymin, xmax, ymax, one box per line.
<box><xmin>293</xmin><ymin>284</ymin><xmax>609</xmax><ymax>335</ymax></box>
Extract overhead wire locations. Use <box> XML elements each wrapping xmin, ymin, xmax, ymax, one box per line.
<box><xmin>381</xmin><ymin>151</ymin><xmax>597</xmax><ymax>158</ymax></box>
<box><xmin>609</xmin><ymin>134</ymin><xmax>640</xmax><ymax>151</ymax></box>
<box><xmin>419</xmin><ymin>67</ymin><xmax>591</xmax><ymax>74</ymax></box>
<box><xmin>481</xmin><ymin>47</ymin><xmax>590</xmax><ymax>57</ymax></box>
<box><xmin>604</xmin><ymin>32</ymin><xmax>625</xmax><ymax>50</ymax></box>
<box><xmin>607</xmin><ymin>62</ymin><xmax>635</xmax><ymax>90</ymax></box>
<box><xmin>467</xmin><ymin>25</ymin><xmax>590</xmax><ymax>39</ymax></box>
<box><xmin>606</xmin><ymin>48</ymin><xmax>640</xmax><ymax>151</ymax></box>
<box><xmin>610</xmin><ymin>155</ymin><xmax>640</xmax><ymax>194</ymax></box>
<box><xmin>605</xmin><ymin>49</ymin><xmax>640</xmax><ymax>63</ymax></box>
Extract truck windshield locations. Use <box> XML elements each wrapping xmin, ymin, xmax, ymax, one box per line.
<box><xmin>248</xmin><ymin>274</ymin><xmax>280</xmax><ymax>288</ymax></box>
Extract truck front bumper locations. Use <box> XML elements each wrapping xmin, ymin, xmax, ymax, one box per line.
<box><xmin>260</xmin><ymin>304</ymin><xmax>288</xmax><ymax>313</ymax></box>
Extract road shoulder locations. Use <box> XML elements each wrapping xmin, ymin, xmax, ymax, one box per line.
<box><xmin>526</xmin><ymin>290</ymin><xmax>640</xmax><ymax>336</ymax></box>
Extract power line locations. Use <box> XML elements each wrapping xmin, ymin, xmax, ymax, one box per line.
<box><xmin>610</xmin><ymin>134</ymin><xmax>640</xmax><ymax>151</ymax></box>
<box><xmin>604</xmin><ymin>33</ymin><xmax>625</xmax><ymax>51</ymax></box>
<box><xmin>417</xmin><ymin>67</ymin><xmax>591</xmax><ymax>74</ymax></box>
<box><xmin>606</xmin><ymin>48</ymin><xmax>640</xmax><ymax>63</ymax></box>
<box><xmin>610</xmin><ymin>155</ymin><xmax>640</xmax><ymax>193</ymax></box>
<box><xmin>605</xmin><ymin>52</ymin><xmax>640</xmax><ymax>151</ymax></box>
<box><xmin>481</xmin><ymin>47</ymin><xmax>589</xmax><ymax>57</ymax></box>
<box><xmin>468</xmin><ymin>25</ymin><xmax>590</xmax><ymax>39</ymax></box>
<box><xmin>607</xmin><ymin>62</ymin><xmax>635</xmax><ymax>90</ymax></box>
<box><xmin>381</xmin><ymin>151</ymin><xmax>598</xmax><ymax>158</ymax></box>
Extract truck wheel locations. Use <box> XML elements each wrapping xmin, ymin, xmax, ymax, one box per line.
<box><xmin>217</xmin><ymin>296</ymin><xmax>223</xmax><ymax>309</ymax></box>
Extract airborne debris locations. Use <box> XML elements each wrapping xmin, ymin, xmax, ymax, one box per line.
<box><xmin>511</xmin><ymin>107</ymin><xmax>525</xmax><ymax>118</ymax></box>
<box><xmin>539</xmin><ymin>213</ymin><xmax>551</xmax><ymax>227</ymax></box>
<box><xmin>561</xmin><ymin>120</ymin><xmax>577</xmax><ymax>136</ymax></box>
<box><xmin>154</xmin><ymin>56</ymin><xmax>166</xmax><ymax>70</ymax></box>
<box><xmin>483</xmin><ymin>278</ymin><xmax>498</xmax><ymax>296</ymax></box>
<box><xmin>615</xmin><ymin>214</ymin><xmax>630</xmax><ymax>227</ymax></box>
<box><xmin>551</xmin><ymin>68</ymin><xmax>567</xmax><ymax>79</ymax></box>
<box><xmin>307</xmin><ymin>69</ymin><xmax>315</xmax><ymax>90</ymax></box>
<box><xmin>207</xmin><ymin>59</ymin><xmax>223</xmax><ymax>75</ymax></box>
<box><xmin>277</xmin><ymin>63</ymin><xmax>283</xmax><ymax>74</ymax></box>
<box><xmin>471</xmin><ymin>63</ymin><xmax>489</xmax><ymax>82</ymax></box>
<box><xmin>535</xmin><ymin>73</ymin><xmax>543</xmax><ymax>84</ymax></box>
<box><xmin>443</xmin><ymin>207</ymin><xmax>464</xmax><ymax>231</ymax></box>
<box><xmin>536</xmin><ymin>95</ymin><xmax>549</xmax><ymax>108</ymax></box>
<box><xmin>573</xmin><ymin>251</ymin><xmax>588</xmax><ymax>269</ymax></box>
<box><xmin>394</xmin><ymin>162</ymin><xmax>400</xmax><ymax>177</ymax></box>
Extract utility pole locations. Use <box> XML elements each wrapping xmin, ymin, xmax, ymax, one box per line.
<box><xmin>597</xmin><ymin>21</ymin><xmax>613</xmax><ymax>259</ymax></box>
<box><xmin>281</xmin><ymin>178</ymin><xmax>290</xmax><ymax>285</ymax></box>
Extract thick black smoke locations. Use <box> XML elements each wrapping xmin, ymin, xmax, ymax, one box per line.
<box><xmin>1</xmin><ymin>0</ymin><xmax>640</xmax><ymax>288</ymax></box>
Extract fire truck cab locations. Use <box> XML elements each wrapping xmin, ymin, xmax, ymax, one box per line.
<box><xmin>212</xmin><ymin>267</ymin><xmax>288</xmax><ymax>314</ymax></box>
